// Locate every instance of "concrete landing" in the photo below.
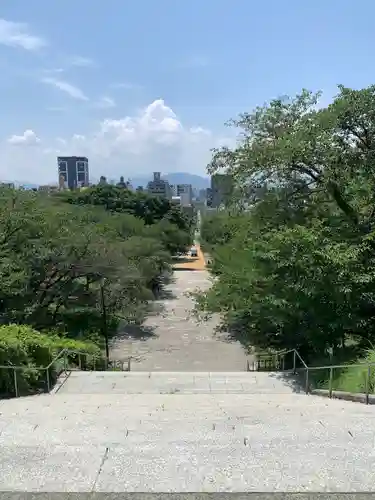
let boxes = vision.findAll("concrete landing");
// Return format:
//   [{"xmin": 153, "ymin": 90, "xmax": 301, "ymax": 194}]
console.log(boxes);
[
  {"xmin": 1, "ymin": 371, "xmax": 375, "ymax": 491},
  {"xmin": 56, "ymin": 371, "xmax": 297, "ymax": 395}
]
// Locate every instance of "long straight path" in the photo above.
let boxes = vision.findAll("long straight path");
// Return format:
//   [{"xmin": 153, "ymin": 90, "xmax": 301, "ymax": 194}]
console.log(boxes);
[{"xmin": 111, "ymin": 270, "xmax": 248, "ymax": 371}]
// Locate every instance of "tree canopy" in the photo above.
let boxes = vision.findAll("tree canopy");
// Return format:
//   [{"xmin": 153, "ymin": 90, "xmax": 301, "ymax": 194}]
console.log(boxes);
[
  {"xmin": 197, "ymin": 84, "xmax": 375, "ymax": 364},
  {"xmin": 0, "ymin": 185, "xmax": 193, "ymax": 362}
]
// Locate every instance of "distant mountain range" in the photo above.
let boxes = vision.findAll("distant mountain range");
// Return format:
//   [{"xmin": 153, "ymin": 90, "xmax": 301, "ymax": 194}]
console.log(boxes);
[{"xmin": 1, "ymin": 172, "xmax": 210, "ymax": 191}]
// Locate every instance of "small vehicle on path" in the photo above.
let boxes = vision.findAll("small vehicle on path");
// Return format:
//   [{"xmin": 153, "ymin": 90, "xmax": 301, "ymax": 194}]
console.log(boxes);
[{"xmin": 190, "ymin": 246, "xmax": 198, "ymax": 257}]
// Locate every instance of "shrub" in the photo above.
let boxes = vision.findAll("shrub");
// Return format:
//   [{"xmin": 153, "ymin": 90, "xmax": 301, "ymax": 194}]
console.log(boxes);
[{"xmin": 0, "ymin": 324, "xmax": 98, "ymax": 397}]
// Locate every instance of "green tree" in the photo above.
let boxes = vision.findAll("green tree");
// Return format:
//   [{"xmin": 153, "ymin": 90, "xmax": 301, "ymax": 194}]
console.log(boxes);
[
  {"xmin": 0, "ymin": 187, "xmax": 171, "ymax": 344},
  {"xmin": 62, "ymin": 184, "xmax": 193, "ymax": 252},
  {"xmin": 196, "ymin": 84, "xmax": 375, "ymax": 363}
]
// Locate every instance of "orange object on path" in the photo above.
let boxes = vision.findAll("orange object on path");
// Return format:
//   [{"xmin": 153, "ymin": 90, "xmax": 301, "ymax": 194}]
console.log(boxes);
[{"xmin": 173, "ymin": 244, "xmax": 206, "ymax": 270}]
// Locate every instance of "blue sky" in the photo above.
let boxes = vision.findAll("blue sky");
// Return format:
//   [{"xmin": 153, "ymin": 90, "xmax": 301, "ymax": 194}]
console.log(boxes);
[{"xmin": 1, "ymin": 0, "xmax": 375, "ymax": 183}]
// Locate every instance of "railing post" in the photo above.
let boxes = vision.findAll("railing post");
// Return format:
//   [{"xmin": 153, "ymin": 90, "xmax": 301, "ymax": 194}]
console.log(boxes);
[
  {"xmin": 305, "ymin": 368, "xmax": 309, "ymax": 394},
  {"xmin": 282, "ymin": 355, "xmax": 285, "ymax": 371},
  {"xmin": 78, "ymin": 354, "xmax": 82, "ymax": 370},
  {"xmin": 63, "ymin": 352, "xmax": 67, "ymax": 374},
  {"xmin": 366, "ymin": 365, "xmax": 371, "ymax": 405},
  {"xmin": 293, "ymin": 350, "xmax": 296, "ymax": 374},
  {"xmin": 128, "ymin": 357, "xmax": 131, "ymax": 371},
  {"xmin": 329, "ymin": 366, "xmax": 333, "ymax": 398},
  {"xmin": 246, "ymin": 359, "xmax": 249, "ymax": 372},
  {"xmin": 46, "ymin": 368, "xmax": 50, "ymax": 393},
  {"xmin": 14, "ymin": 369, "xmax": 19, "ymax": 398}
]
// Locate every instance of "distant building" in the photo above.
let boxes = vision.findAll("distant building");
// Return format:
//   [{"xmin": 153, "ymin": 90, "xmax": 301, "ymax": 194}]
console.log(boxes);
[
  {"xmin": 147, "ymin": 172, "xmax": 172, "ymax": 199},
  {"xmin": 117, "ymin": 176, "xmax": 127, "ymax": 188},
  {"xmin": 136, "ymin": 186, "xmax": 144, "ymax": 192},
  {"xmin": 57, "ymin": 156, "xmax": 89, "ymax": 190},
  {"xmin": 0, "ymin": 182, "xmax": 15, "ymax": 189},
  {"xmin": 171, "ymin": 196, "xmax": 181, "ymax": 205},
  {"xmin": 182, "ymin": 205, "xmax": 195, "ymax": 218},
  {"xmin": 176, "ymin": 184, "xmax": 193, "ymax": 206},
  {"xmin": 198, "ymin": 189, "xmax": 207, "ymax": 202},
  {"xmin": 38, "ymin": 185, "xmax": 58, "ymax": 194},
  {"xmin": 210, "ymin": 174, "xmax": 234, "ymax": 208},
  {"xmin": 117, "ymin": 176, "xmax": 133, "ymax": 189}
]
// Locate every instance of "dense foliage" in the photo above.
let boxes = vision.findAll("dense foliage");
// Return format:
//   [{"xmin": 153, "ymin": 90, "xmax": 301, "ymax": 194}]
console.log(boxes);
[
  {"xmin": 62, "ymin": 185, "xmax": 194, "ymax": 255},
  {"xmin": 0, "ymin": 324, "xmax": 99, "ymax": 397},
  {"xmin": 0, "ymin": 186, "xmax": 193, "ymax": 356},
  {"xmin": 197, "ymin": 84, "xmax": 375, "ymax": 368}
]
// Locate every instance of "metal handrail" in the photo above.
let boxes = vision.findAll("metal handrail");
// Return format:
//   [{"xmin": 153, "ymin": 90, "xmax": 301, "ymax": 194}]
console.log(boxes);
[
  {"xmin": 0, "ymin": 348, "xmax": 132, "ymax": 398},
  {"xmin": 0, "ymin": 348, "xmax": 98, "ymax": 371},
  {"xmin": 248, "ymin": 348, "xmax": 375, "ymax": 404}
]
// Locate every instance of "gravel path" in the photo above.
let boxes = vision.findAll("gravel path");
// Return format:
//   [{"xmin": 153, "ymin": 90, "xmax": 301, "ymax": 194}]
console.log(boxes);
[{"xmin": 110, "ymin": 270, "xmax": 248, "ymax": 371}]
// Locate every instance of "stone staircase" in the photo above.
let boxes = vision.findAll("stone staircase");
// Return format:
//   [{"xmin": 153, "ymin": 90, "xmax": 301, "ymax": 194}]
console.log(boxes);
[{"xmin": 1, "ymin": 370, "xmax": 375, "ymax": 492}]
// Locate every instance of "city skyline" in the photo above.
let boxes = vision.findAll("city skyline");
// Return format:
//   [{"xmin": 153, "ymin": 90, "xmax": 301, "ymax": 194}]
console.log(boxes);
[{"xmin": 1, "ymin": 170, "xmax": 211, "ymax": 190}]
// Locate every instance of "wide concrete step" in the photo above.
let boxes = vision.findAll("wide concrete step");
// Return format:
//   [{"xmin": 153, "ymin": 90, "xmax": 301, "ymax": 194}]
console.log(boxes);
[
  {"xmin": 1, "ymin": 439, "xmax": 372, "ymax": 492},
  {"xmin": 1, "ymin": 392, "xmax": 375, "ymax": 491},
  {"xmin": 55, "ymin": 370, "xmax": 298, "ymax": 394},
  {"xmin": 1, "ymin": 392, "xmax": 374, "ymax": 446},
  {"xmin": 2, "ymin": 371, "xmax": 375, "ymax": 492}
]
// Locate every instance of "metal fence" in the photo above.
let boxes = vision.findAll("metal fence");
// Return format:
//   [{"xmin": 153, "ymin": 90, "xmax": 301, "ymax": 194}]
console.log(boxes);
[
  {"xmin": 0, "ymin": 349, "xmax": 132, "ymax": 399},
  {"xmin": 247, "ymin": 348, "xmax": 375, "ymax": 404}
]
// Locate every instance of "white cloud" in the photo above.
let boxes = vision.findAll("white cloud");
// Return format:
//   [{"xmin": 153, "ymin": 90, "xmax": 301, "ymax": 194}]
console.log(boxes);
[
  {"xmin": 95, "ymin": 96, "xmax": 116, "ymax": 109},
  {"xmin": 7, "ymin": 129, "xmax": 41, "ymax": 145},
  {"xmin": 190, "ymin": 126, "xmax": 211, "ymax": 135},
  {"xmin": 69, "ymin": 56, "xmax": 95, "ymax": 68},
  {"xmin": 0, "ymin": 99, "xmax": 233, "ymax": 183},
  {"xmin": 0, "ymin": 19, "xmax": 46, "ymax": 51},
  {"xmin": 41, "ymin": 77, "xmax": 89, "ymax": 101}
]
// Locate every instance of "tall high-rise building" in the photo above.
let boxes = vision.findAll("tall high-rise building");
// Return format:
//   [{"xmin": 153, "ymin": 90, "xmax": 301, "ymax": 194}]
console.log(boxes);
[
  {"xmin": 57, "ymin": 156, "xmax": 89, "ymax": 190},
  {"xmin": 146, "ymin": 172, "xmax": 172, "ymax": 199}
]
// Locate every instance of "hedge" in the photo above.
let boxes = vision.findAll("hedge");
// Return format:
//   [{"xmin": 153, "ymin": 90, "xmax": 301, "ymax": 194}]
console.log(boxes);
[{"xmin": 0, "ymin": 324, "xmax": 99, "ymax": 397}]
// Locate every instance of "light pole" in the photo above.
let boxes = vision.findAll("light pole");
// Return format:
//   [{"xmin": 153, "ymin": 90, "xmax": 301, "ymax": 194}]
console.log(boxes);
[{"xmin": 100, "ymin": 281, "xmax": 110, "ymax": 365}]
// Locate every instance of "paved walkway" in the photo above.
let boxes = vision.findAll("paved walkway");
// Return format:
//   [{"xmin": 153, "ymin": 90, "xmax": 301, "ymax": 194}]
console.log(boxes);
[
  {"xmin": 111, "ymin": 270, "xmax": 248, "ymax": 371},
  {"xmin": 1, "ymin": 371, "xmax": 375, "ymax": 491}
]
